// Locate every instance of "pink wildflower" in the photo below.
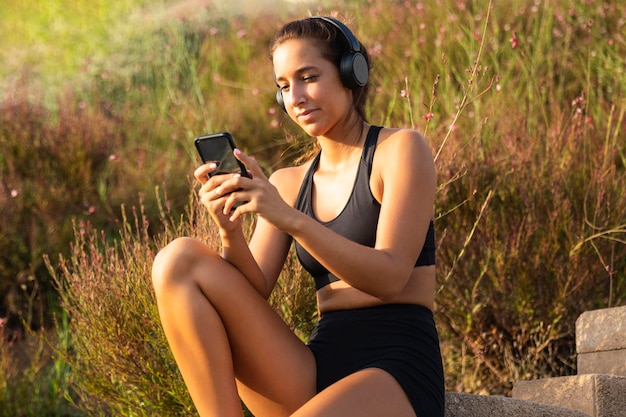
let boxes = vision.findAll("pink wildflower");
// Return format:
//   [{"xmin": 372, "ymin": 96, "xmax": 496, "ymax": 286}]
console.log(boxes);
[
  {"xmin": 401, "ymin": 89, "xmax": 409, "ymax": 98},
  {"xmin": 509, "ymin": 32, "xmax": 519, "ymax": 48},
  {"xmin": 423, "ymin": 112, "xmax": 434, "ymax": 121},
  {"xmin": 370, "ymin": 43, "xmax": 382, "ymax": 57}
]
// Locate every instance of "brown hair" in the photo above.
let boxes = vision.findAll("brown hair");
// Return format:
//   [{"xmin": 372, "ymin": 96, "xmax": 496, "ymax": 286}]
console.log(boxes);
[{"xmin": 269, "ymin": 17, "xmax": 371, "ymax": 122}]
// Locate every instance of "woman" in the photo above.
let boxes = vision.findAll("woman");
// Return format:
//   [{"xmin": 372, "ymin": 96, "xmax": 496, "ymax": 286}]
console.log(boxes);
[{"xmin": 152, "ymin": 16, "xmax": 444, "ymax": 417}]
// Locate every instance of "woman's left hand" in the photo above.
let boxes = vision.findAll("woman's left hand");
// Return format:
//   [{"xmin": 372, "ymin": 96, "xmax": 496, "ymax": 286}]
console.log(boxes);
[{"xmin": 221, "ymin": 149, "xmax": 294, "ymax": 227}]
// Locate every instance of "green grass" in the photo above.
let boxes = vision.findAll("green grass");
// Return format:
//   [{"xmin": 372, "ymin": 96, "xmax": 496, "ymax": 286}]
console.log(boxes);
[{"xmin": 0, "ymin": 0, "xmax": 163, "ymax": 103}]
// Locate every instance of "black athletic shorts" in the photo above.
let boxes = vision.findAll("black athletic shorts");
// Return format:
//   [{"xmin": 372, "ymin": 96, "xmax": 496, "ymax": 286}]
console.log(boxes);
[{"xmin": 306, "ymin": 304, "xmax": 445, "ymax": 417}]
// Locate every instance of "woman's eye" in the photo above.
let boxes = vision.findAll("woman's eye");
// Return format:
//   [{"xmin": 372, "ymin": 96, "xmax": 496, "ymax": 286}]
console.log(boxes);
[{"xmin": 303, "ymin": 75, "xmax": 317, "ymax": 82}]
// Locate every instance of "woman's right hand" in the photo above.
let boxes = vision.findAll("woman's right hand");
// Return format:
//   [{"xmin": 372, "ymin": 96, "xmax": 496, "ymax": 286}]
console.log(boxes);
[{"xmin": 194, "ymin": 163, "xmax": 244, "ymax": 233}]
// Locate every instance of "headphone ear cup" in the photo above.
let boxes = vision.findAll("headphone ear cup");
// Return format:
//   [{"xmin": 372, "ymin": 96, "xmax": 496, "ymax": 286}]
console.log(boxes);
[
  {"xmin": 340, "ymin": 51, "xmax": 369, "ymax": 89},
  {"xmin": 276, "ymin": 89, "xmax": 286, "ymax": 112}
]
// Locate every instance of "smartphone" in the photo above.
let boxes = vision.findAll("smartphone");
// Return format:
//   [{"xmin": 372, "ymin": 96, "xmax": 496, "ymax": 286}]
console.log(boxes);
[{"xmin": 194, "ymin": 132, "xmax": 249, "ymax": 178}]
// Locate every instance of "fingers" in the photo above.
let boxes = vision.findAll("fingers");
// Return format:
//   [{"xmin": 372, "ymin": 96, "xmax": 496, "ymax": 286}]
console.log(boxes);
[
  {"xmin": 195, "ymin": 149, "xmax": 265, "ymax": 223},
  {"xmin": 234, "ymin": 149, "xmax": 266, "ymax": 181},
  {"xmin": 197, "ymin": 170, "xmax": 235, "ymax": 210},
  {"xmin": 199, "ymin": 173, "xmax": 248, "ymax": 217},
  {"xmin": 194, "ymin": 162, "xmax": 217, "ymax": 184}
]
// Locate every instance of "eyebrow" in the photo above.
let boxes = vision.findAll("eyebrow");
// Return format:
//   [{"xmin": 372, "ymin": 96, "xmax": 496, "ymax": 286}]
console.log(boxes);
[{"xmin": 275, "ymin": 65, "xmax": 320, "ymax": 83}]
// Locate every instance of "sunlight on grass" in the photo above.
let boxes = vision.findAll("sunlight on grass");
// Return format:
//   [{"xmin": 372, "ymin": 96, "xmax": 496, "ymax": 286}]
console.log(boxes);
[{"xmin": 0, "ymin": 0, "xmax": 158, "ymax": 89}]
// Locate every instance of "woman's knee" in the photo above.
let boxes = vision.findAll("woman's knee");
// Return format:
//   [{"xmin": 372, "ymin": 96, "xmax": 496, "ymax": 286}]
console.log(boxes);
[{"xmin": 152, "ymin": 237, "xmax": 219, "ymax": 294}]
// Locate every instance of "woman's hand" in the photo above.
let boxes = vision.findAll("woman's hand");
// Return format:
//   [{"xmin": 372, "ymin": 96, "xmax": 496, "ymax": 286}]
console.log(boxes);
[
  {"xmin": 225, "ymin": 150, "xmax": 296, "ymax": 227},
  {"xmin": 194, "ymin": 161, "xmax": 245, "ymax": 233},
  {"xmin": 194, "ymin": 149, "xmax": 294, "ymax": 231}
]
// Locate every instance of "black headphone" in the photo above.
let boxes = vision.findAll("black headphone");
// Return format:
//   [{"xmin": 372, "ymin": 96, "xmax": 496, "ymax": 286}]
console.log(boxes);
[{"xmin": 275, "ymin": 16, "xmax": 369, "ymax": 112}]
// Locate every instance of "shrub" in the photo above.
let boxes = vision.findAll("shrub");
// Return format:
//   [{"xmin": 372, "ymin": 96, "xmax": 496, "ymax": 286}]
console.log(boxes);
[
  {"xmin": 46, "ymin": 192, "xmax": 195, "ymax": 416},
  {"xmin": 0, "ymin": 320, "xmax": 82, "ymax": 417},
  {"xmin": 46, "ymin": 187, "xmax": 315, "ymax": 415},
  {"xmin": 0, "ymin": 83, "xmax": 123, "ymax": 330}
]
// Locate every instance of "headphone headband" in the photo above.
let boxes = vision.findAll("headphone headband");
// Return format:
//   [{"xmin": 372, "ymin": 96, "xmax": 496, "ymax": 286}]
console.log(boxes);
[{"xmin": 312, "ymin": 16, "xmax": 362, "ymax": 54}]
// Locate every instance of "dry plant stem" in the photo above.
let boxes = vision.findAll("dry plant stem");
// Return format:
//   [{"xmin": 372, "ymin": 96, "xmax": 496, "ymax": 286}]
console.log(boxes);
[
  {"xmin": 434, "ymin": 0, "xmax": 493, "ymax": 163},
  {"xmin": 572, "ymin": 105, "xmax": 626, "ymax": 307},
  {"xmin": 465, "ymin": 337, "xmax": 507, "ymax": 383},
  {"xmin": 433, "ymin": 0, "xmax": 495, "ymax": 296},
  {"xmin": 438, "ymin": 189, "xmax": 494, "ymax": 293},
  {"xmin": 422, "ymin": 74, "xmax": 440, "ymax": 137},
  {"xmin": 402, "ymin": 76, "xmax": 415, "ymax": 128}
]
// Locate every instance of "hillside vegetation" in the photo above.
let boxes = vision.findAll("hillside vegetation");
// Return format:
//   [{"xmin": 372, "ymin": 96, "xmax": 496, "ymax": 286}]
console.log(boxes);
[{"xmin": 0, "ymin": 0, "xmax": 624, "ymax": 415}]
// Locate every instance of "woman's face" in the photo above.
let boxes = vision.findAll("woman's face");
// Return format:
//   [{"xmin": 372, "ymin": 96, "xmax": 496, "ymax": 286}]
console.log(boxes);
[{"xmin": 273, "ymin": 38, "xmax": 352, "ymax": 137}]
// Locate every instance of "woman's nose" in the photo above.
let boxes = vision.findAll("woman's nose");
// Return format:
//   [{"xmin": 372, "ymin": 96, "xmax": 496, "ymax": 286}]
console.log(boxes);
[{"xmin": 288, "ymin": 84, "xmax": 306, "ymax": 108}]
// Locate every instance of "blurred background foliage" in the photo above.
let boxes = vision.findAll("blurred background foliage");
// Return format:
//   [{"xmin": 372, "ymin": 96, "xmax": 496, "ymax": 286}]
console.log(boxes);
[{"xmin": 0, "ymin": 0, "xmax": 625, "ymax": 415}]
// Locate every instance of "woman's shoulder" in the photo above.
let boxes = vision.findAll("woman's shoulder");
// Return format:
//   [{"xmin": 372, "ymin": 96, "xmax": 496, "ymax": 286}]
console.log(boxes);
[
  {"xmin": 372, "ymin": 126, "xmax": 435, "ymax": 186},
  {"xmin": 375, "ymin": 127, "xmax": 432, "ymax": 160},
  {"xmin": 377, "ymin": 127, "xmax": 427, "ymax": 146}
]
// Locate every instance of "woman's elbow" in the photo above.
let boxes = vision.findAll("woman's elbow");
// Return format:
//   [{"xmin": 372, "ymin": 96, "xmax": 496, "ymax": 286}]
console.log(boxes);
[{"xmin": 374, "ymin": 275, "xmax": 412, "ymax": 302}]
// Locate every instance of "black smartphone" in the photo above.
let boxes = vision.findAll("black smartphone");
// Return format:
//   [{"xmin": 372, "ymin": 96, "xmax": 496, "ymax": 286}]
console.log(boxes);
[{"xmin": 194, "ymin": 132, "xmax": 248, "ymax": 177}]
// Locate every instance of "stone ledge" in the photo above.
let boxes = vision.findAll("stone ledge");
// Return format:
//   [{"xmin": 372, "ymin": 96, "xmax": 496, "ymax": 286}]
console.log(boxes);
[
  {"xmin": 512, "ymin": 374, "xmax": 626, "ymax": 417},
  {"xmin": 445, "ymin": 392, "xmax": 591, "ymax": 417},
  {"xmin": 576, "ymin": 305, "xmax": 626, "ymax": 353},
  {"xmin": 578, "ymin": 349, "xmax": 626, "ymax": 376}
]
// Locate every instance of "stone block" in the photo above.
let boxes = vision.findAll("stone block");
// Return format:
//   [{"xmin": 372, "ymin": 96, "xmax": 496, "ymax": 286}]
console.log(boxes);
[
  {"xmin": 578, "ymin": 350, "xmax": 626, "ymax": 376},
  {"xmin": 576, "ymin": 306, "xmax": 626, "ymax": 354},
  {"xmin": 445, "ymin": 392, "xmax": 591, "ymax": 417},
  {"xmin": 512, "ymin": 374, "xmax": 626, "ymax": 417}
]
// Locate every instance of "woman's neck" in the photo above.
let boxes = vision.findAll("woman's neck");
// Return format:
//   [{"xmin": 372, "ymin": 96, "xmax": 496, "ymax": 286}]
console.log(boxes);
[{"xmin": 317, "ymin": 118, "xmax": 368, "ymax": 168}]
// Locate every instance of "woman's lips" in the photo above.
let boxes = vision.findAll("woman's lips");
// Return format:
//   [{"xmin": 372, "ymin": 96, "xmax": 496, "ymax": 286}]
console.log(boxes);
[{"xmin": 296, "ymin": 109, "xmax": 316, "ymax": 121}]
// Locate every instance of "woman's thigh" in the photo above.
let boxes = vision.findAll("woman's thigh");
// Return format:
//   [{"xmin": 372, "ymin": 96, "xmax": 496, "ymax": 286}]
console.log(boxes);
[
  {"xmin": 153, "ymin": 237, "xmax": 317, "ymax": 415},
  {"xmin": 292, "ymin": 368, "xmax": 416, "ymax": 417},
  {"xmin": 212, "ymin": 267, "xmax": 316, "ymax": 414}
]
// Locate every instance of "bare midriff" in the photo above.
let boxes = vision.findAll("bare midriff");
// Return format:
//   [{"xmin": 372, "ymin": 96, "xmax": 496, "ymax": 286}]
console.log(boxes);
[{"xmin": 316, "ymin": 265, "xmax": 436, "ymax": 313}]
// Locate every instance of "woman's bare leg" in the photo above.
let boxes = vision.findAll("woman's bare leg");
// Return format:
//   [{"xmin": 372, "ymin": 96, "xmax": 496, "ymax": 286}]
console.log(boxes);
[
  {"xmin": 292, "ymin": 368, "xmax": 417, "ymax": 417},
  {"xmin": 152, "ymin": 237, "xmax": 316, "ymax": 417}
]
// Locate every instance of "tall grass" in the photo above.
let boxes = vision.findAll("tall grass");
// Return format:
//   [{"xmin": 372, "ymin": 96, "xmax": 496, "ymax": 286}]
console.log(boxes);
[{"xmin": 1, "ymin": 0, "xmax": 625, "ymax": 414}]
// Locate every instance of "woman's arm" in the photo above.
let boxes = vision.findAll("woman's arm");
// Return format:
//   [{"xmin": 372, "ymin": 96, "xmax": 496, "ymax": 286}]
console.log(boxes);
[
  {"xmin": 194, "ymin": 162, "xmax": 295, "ymax": 298},
  {"xmin": 219, "ymin": 222, "xmax": 289, "ymax": 299},
  {"xmin": 243, "ymin": 167, "xmax": 307, "ymax": 298},
  {"xmin": 255, "ymin": 130, "xmax": 435, "ymax": 301}
]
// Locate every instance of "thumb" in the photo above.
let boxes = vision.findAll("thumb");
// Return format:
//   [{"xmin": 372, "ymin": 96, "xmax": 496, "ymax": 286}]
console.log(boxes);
[{"xmin": 234, "ymin": 148, "xmax": 266, "ymax": 180}]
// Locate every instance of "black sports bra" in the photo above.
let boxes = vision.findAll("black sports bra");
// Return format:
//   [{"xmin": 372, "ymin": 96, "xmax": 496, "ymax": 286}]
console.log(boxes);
[{"xmin": 294, "ymin": 125, "xmax": 436, "ymax": 290}]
